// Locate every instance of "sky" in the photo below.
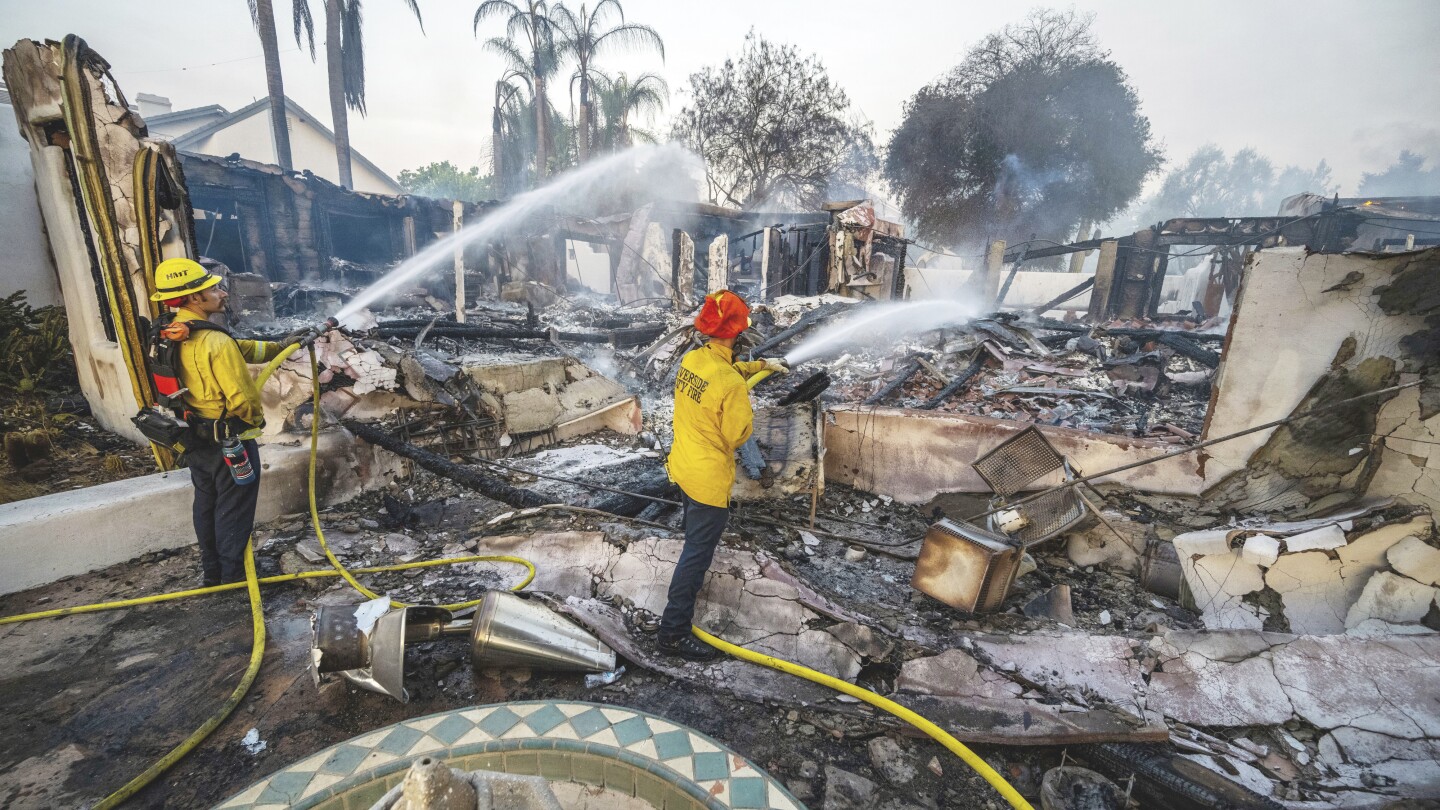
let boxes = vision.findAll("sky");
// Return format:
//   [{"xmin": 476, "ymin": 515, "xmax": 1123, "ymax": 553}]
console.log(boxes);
[{"xmin": 4, "ymin": 0, "xmax": 1439, "ymax": 199}]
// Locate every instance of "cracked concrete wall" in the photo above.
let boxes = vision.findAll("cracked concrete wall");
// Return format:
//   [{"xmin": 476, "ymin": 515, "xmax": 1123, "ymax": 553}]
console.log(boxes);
[
  {"xmin": 824, "ymin": 407, "xmax": 1205, "ymax": 502},
  {"xmin": 1204, "ymin": 247, "xmax": 1439, "ymax": 514}
]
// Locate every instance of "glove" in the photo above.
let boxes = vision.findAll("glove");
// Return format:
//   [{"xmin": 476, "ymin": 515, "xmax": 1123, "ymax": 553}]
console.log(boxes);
[
  {"xmin": 282, "ymin": 327, "xmax": 316, "ymax": 347},
  {"xmin": 762, "ymin": 358, "xmax": 790, "ymax": 375}
]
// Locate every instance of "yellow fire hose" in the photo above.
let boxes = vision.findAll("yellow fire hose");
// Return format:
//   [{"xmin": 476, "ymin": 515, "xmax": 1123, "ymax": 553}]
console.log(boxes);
[
  {"xmin": 2, "ymin": 344, "xmax": 535, "ymax": 808},
  {"xmin": 3, "ymin": 340, "xmax": 1029, "ymax": 809},
  {"xmin": 693, "ymin": 627, "xmax": 1033, "ymax": 810}
]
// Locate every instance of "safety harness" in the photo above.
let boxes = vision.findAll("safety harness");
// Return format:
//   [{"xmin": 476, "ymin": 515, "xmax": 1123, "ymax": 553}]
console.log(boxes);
[{"xmin": 131, "ymin": 314, "xmax": 232, "ymax": 452}]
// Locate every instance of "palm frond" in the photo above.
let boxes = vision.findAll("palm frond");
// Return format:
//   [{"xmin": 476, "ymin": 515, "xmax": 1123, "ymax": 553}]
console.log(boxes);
[
  {"xmin": 483, "ymin": 36, "xmax": 532, "ymax": 74},
  {"xmin": 247, "ymin": 0, "xmax": 260, "ymax": 28},
  {"xmin": 594, "ymin": 21, "xmax": 663, "ymax": 60},
  {"xmin": 474, "ymin": 0, "xmax": 521, "ymax": 34},
  {"xmin": 400, "ymin": 0, "xmax": 424, "ymax": 33},
  {"xmin": 292, "ymin": 0, "xmax": 316, "ymax": 58},
  {"xmin": 341, "ymin": 0, "xmax": 367, "ymax": 114}
]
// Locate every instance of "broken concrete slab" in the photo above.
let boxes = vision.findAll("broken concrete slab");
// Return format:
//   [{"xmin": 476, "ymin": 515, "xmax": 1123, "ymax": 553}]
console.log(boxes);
[
  {"xmin": 1147, "ymin": 631, "xmax": 1294, "ymax": 727},
  {"xmin": 1388, "ymin": 535, "xmax": 1440, "ymax": 586},
  {"xmin": 1270, "ymin": 634, "xmax": 1440, "ymax": 739},
  {"xmin": 1241, "ymin": 534, "xmax": 1280, "ymax": 567},
  {"xmin": 1173, "ymin": 528, "xmax": 1237, "ymax": 558},
  {"xmin": 1283, "ymin": 523, "xmax": 1347, "ymax": 552},
  {"xmin": 823, "ymin": 622, "xmax": 894, "ymax": 661},
  {"xmin": 1264, "ymin": 551, "xmax": 1350, "ymax": 635},
  {"xmin": 969, "ymin": 633, "xmax": 1144, "ymax": 706},
  {"xmin": 599, "ymin": 538, "xmax": 861, "ymax": 679},
  {"xmin": 894, "ymin": 649, "xmax": 1023, "ymax": 700},
  {"xmin": 1184, "ymin": 549, "xmax": 1267, "ymax": 630},
  {"xmin": 1343, "ymin": 571, "xmax": 1440, "ymax": 630}
]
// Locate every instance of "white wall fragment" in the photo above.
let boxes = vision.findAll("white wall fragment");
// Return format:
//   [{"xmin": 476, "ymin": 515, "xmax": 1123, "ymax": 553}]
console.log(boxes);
[
  {"xmin": 1185, "ymin": 550, "xmax": 1267, "ymax": 630},
  {"xmin": 1388, "ymin": 536, "xmax": 1440, "ymax": 587},
  {"xmin": 1264, "ymin": 551, "xmax": 1348, "ymax": 635},
  {"xmin": 1241, "ymin": 534, "xmax": 1281, "ymax": 567},
  {"xmin": 1285, "ymin": 524, "xmax": 1347, "ymax": 552},
  {"xmin": 1344, "ymin": 571, "xmax": 1440, "ymax": 630},
  {"xmin": 1173, "ymin": 528, "xmax": 1235, "ymax": 557}
]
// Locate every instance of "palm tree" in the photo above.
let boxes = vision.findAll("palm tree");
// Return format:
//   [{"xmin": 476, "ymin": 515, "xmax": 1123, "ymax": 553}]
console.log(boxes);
[
  {"xmin": 593, "ymin": 71, "xmax": 667, "ymax": 153},
  {"xmin": 492, "ymin": 72, "xmax": 531, "ymax": 195},
  {"xmin": 552, "ymin": 1, "xmax": 663, "ymax": 163},
  {"xmin": 475, "ymin": 0, "xmax": 562, "ymax": 181},
  {"xmin": 293, "ymin": 0, "xmax": 423, "ymax": 189},
  {"xmin": 247, "ymin": 0, "xmax": 314, "ymax": 171}
]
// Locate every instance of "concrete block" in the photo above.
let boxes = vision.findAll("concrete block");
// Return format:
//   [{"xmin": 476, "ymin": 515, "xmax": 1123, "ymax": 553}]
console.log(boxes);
[
  {"xmin": 1241, "ymin": 534, "xmax": 1281, "ymax": 567},
  {"xmin": 0, "ymin": 432, "xmax": 401, "ymax": 595},
  {"xmin": 1345, "ymin": 571, "xmax": 1440, "ymax": 630},
  {"xmin": 894, "ymin": 649, "xmax": 1023, "ymax": 699},
  {"xmin": 1265, "ymin": 551, "xmax": 1348, "ymax": 635},
  {"xmin": 1285, "ymin": 524, "xmax": 1347, "ymax": 552},
  {"xmin": 1173, "ymin": 529, "xmax": 1234, "ymax": 558},
  {"xmin": 1388, "ymin": 536, "xmax": 1440, "ymax": 586}
]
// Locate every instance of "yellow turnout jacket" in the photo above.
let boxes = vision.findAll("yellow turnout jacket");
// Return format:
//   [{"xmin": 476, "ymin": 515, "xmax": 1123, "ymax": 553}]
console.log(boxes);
[
  {"xmin": 666, "ymin": 342, "xmax": 766, "ymax": 507},
  {"xmin": 173, "ymin": 309, "xmax": 285, "ymax": 438}
]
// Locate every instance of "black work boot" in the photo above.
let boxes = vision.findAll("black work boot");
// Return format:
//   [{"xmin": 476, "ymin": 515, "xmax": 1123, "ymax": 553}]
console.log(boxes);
[{"xmin": 658, "ymin": 634, "xmax": 720, "ymax": 662}]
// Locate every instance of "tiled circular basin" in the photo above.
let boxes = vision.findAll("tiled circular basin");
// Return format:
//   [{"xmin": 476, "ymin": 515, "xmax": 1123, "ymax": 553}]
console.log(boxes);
[{"xmin": 214, "ymin": 701, "xmax": 802, "ymax": 810}]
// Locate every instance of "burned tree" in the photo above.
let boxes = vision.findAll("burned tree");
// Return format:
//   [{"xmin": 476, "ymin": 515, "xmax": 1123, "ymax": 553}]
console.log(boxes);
[
  {"xmin": 671, "ymin": 30, "xmax": 876, "ymax": 210},
  {"xmin": 885, "ymin": 9, "xmax": 1160, "ymax": 252}
]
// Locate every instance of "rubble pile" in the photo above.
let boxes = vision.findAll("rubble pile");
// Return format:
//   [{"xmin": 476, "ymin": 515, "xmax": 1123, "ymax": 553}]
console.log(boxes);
[{"xmin": 809, "ymin": 310, "xmax": 1220, "ymax": 439}]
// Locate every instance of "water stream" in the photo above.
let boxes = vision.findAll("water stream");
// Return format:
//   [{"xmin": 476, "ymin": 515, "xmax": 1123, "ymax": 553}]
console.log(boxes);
[
  {"xmin": 333, "ymin": 144, "xmax": 702, "ymax": 324},
  {"xmin": 782, "ymin": 298, "xmax": 985, "ymax": 365}
]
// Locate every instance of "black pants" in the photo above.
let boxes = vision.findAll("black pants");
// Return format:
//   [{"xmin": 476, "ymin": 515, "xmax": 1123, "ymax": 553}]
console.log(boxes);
[
  {"xmin": 187, "ymin": 438, "xmax": 262, "ymax": 585},
  {"xmin": 659, "ymin": 491, "xmax": 729, "ymax": 640}
]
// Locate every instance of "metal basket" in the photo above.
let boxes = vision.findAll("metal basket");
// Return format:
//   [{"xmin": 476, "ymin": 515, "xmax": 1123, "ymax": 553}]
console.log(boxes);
[{"xmin": 973, "ymin": 426, "xmax": 1088, "ymax": 547}]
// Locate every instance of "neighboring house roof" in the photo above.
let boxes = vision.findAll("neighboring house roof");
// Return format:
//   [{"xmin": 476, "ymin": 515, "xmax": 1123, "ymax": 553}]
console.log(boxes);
[
  {"xmin": 169, "ymin": 95, "xmax": 399, "ymax": 191},
  {"xmin": 144, "ymin": 104, "xmax": 230, "ymax": 134}
]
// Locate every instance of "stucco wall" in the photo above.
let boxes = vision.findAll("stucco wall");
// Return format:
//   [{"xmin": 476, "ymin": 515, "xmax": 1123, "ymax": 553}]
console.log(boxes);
[
  {"xmin": 0, "ymin": 101, "xmax": 60, "ymax": 306},
  {"xmin": 1204, "ymin": 248, "xmax": 1433, "ymax": 485},
  {"xmin": 187, "ymin": 106, "xmax": 400, "ymax": 195}
]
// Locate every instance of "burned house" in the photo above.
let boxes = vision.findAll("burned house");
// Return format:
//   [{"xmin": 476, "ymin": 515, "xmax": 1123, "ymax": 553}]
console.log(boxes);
[{"xmin": 2, "ymin": 32, "xmax": 1440, "ymax": 810}]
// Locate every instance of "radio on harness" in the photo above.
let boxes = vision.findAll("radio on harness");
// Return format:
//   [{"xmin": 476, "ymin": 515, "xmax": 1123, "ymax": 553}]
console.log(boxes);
[{"xmin": 131, "ymin": 314, "xmax": 227, "ymax": 452}]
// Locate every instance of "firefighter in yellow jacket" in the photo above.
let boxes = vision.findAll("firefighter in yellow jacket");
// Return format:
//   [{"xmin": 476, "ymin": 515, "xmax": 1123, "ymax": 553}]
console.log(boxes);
[
  {"xmin": 659, "ymin": 290, "xmax": 788, "ymax": 659},
  {"xmin": 150, "ymin": 258, "xmax": 292, "ymax": 586}
]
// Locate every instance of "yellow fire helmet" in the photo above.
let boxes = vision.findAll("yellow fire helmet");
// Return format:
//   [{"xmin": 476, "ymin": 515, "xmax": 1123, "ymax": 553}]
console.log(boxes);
[{"xmin": 150, "ymin": 257, "xmax": 222, "ymax": 302}]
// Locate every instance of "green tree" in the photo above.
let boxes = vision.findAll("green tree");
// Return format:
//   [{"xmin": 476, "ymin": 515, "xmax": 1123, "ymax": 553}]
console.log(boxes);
[
  {"xmin": 672, "ymin": 31, "xmax": 876, "ymax": 210},
  {"xmin": 1358, "ymin": 150, "xmax": 1440, "ymax": 197},
  {"xmin": 475, "ymin": 0, "xmax": 563, "ymax": 182},
  {"xmin": 1134, "ymin": 144, "xmax": 1334, "ymax": 224},
  {"xmin": 593, "ymin": 71, "xmax": 666, "ymax": 153},
  {"xmin": 397, "ymin": 161, "xmax": 496, "ymax": 201},
  {"xmin": 246, "ymin": 0, "xmax": 314, "ymax": 171},
  {"xmin": 552, "ymin": 1, "xmax": 664, "ymax": 163},
  {"xmin": 884, "ymin": 9, "xmax": 1161, "ymax": 250}
]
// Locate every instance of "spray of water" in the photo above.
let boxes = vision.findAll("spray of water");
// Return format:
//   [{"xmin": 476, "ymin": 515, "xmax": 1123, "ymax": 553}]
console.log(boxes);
[
  {"xmin": 782, "ymin": 298, "xmax": 986, "ymax": 366},
  {"xmin": 334, "ymin": 144, "xmax": 704, "ymax": 323}
]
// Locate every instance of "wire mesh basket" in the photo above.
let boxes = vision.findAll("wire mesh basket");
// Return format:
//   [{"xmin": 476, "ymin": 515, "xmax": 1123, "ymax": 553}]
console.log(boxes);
[{"xmin": 972, "ymin": 426, "xmax": 1088, "ymax": 547}]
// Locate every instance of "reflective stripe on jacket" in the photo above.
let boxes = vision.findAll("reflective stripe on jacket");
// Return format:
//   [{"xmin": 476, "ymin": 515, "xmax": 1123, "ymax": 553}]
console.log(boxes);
[
  {"xmin": 173, "ymin": 309, "xmax": 285, "ymax": 438},
  {"xmin": 666, "ymin": 342, "xmax": 766, "ymax": 508}
]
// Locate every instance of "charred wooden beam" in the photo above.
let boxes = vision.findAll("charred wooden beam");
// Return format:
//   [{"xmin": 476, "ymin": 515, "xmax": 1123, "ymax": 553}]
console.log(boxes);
[
  {"xmin": 863, "ymin": 358, "xmax": 924, "ymax": 405},
  {"xmin": 342, "ymin": 419, "xmax": 550, "ymax": 509},
  {"xmin": 1032, "ymin": 319, "xmax": 1226, "ymax": 344},
  {"xmin": 748, "ymin": 301, "xmax": 854, "ymax": 359},
  {"xmin": 919, "ymin": 354, "xmax": 987, "ymax": 410}
]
